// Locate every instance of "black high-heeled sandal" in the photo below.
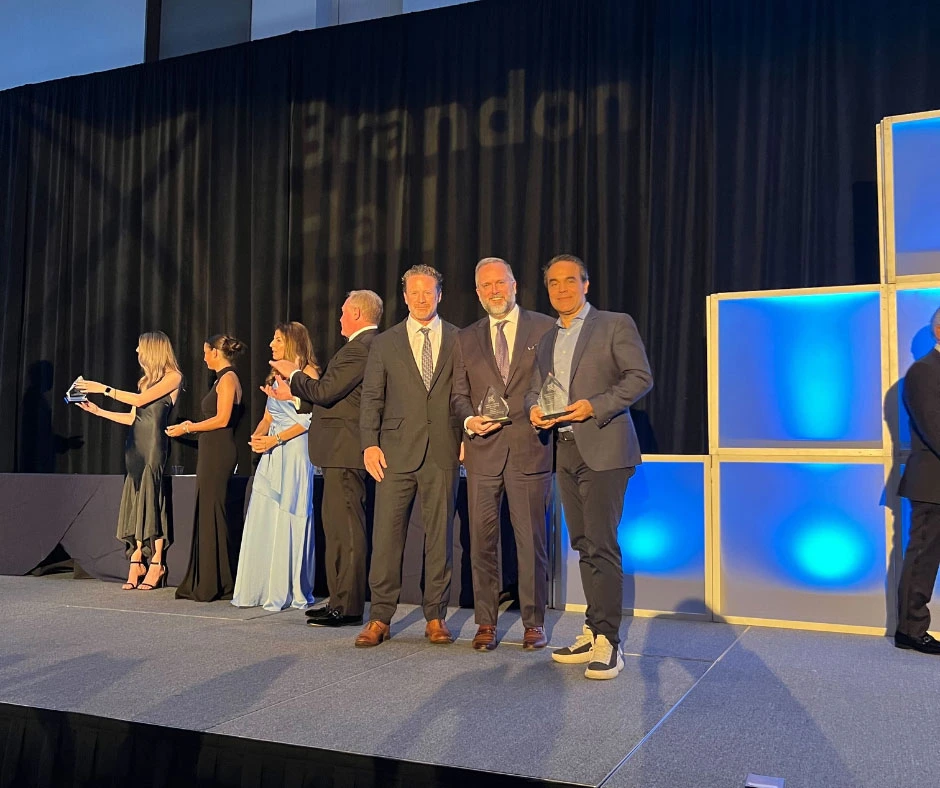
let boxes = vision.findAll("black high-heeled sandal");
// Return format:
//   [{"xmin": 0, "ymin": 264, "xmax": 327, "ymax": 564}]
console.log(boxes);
[
  {"xmin": 137, "ymin": 561, "xmax": 166, "ymax": 591},
  {"xmin": 122, "ymin": 560, "xmax": 147, "ymax": 590}
]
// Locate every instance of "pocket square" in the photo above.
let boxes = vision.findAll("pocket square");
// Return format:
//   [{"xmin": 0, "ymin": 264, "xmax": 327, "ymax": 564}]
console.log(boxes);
[{"xmin": 527, "ymin": 345, "xmax": 537, "ymax": 351}]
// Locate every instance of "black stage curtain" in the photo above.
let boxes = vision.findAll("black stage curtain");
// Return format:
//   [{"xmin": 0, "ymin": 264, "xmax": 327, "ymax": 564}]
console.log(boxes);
[{"xmin": 1, "ymin": 0, "xmax": 939, "ymax": 473}]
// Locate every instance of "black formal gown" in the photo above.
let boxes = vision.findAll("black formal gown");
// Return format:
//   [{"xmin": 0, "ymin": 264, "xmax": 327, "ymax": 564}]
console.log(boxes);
[
  {"xmin": 116, "ymin": 391, "xmax": 176, "ymax": 560},
  {"xmin": 175, "ymin": 367, "xmax": 244, "ymax": 602}
]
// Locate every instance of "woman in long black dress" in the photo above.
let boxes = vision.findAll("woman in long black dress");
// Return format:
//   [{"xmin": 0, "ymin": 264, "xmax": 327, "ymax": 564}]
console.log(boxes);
[
  {"xmin": 75, "ymin": 331, "xmax": 183, "ymax": 590},
  {"xmin": 168, "ymin": 334, "xmax": 245, "ymax": 602}
]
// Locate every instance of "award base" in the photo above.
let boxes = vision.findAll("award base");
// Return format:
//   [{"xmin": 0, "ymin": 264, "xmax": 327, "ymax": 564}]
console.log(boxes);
[
  {"xmin": 482, "ymin": 416, "xmax": 512, "ymax": 425},
  {"xmin": 541, "ymin": 411, "xmax": 568, "ymax": 420}
]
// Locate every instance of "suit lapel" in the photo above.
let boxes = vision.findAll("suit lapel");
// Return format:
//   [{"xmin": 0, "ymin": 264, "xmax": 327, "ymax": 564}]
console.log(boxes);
[
  {"xmin": 392, "ymin": 321, "xmax": 426, "ymax": 390},
  {"xmin": 429, "ymin": 322, "xmax": 456, "ymax": 391},
  {"xmin": 504, "ymin": 309, "xmax": 532, "ymax": 388},
  {"xmin": 568, "ymin": 306, "xmax": 597, "ymax": 381},
  {"xmin": 475, "ymin": 318, "xmax": 504, "ymax": 385}
]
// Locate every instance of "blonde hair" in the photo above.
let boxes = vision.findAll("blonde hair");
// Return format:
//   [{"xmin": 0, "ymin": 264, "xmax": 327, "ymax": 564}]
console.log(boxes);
[
  {"xmin": 137, "ymin": 331, "xmax": 181, "ymax": 391},
  {"xmin": 265, "ymin": 322, "xmax": 321, "ymax": 385}
]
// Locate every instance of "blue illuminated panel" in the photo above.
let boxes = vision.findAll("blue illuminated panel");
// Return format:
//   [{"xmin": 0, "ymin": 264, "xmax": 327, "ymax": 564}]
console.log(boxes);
[
  {"xmin": 720, "ymin": 462, "xmax": 887, "ymax": 627},
  {"xmin": 558, "ymin": 461, "xmax": 706, "ymax": 614},
  {"xmin": 718, "ymin": 292, "xmax": 882, "ymax": 448},
  {"xmin": 893, "ymin": 117, "xmax": 940, "ymax": 277},
  {"xmin": 895, "ymin": 288, "xmax": 940, "ymax": 450}
]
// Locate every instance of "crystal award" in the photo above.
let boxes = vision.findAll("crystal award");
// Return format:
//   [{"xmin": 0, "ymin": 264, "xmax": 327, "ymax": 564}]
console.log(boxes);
[
  {"xmin": 537, "ymin": 372, "xmax": 569, "ymax": 419},
  {"xmin": 477, "ymin": 386, "xmax": 511, "ymax": 423},
  {"xmin": 64, "ymin": 376, "xmax": 88, "ymax": 404}
]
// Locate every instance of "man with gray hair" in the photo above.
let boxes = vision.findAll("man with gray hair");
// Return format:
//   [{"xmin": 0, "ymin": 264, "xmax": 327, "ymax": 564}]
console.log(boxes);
[
  {"xmin": 896, "ymin": 305, "xmax": 940, "ymax": 655},
  {"xmin": 270, "ymin": 290, "xmax": 383, "ymax": 627},
  {"xmin": 452, "ymin": 257, "xmax": 555, "ymax": 651}
]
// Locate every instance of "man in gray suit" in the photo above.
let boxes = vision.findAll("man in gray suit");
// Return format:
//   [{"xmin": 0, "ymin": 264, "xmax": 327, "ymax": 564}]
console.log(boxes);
[
  {"xmin": 526, "ymin": 254, "xmax": 652, "ymax": 680},
  {"xmin": 452, "ymin": 258, "xmax": 555, "ymax": 651},
  {"xmin": 355, "ymin": 265, "xmax": 462, "ymax": 648}
]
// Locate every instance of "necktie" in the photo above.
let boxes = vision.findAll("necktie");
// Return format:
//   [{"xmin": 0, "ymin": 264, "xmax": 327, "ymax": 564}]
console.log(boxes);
[
  {"xmin": 420, "ymin": 327, "xmax": 433, "ymax": 390},
  {"xmin": 495, "ymin": 320, "xmax": 510, "ymax": 384}
]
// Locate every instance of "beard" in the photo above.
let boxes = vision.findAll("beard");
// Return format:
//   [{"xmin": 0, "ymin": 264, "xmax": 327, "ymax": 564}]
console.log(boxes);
[{"xmin": 481, "ymin": 296, "xmax": 515, "ymax": 318}]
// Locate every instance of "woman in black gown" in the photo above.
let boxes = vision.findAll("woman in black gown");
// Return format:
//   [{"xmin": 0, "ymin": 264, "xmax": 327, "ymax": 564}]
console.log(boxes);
[
  {"xmin": 168, "ymin": 334, "xmax": 245, "ymax": 602},
  {"xmin": 76, "ymin": 331, "xmax": 183, "ymax": 590}
]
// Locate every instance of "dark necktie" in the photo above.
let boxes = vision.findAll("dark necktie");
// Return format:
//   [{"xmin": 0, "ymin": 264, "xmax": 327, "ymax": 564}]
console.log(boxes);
[
  {"xmin": 495, "ymin": 320, "xmax": 510, "ymax": 384},
  {"xmin": 420, "ymin": 327, "xmax": 433, "ymax": 390}
]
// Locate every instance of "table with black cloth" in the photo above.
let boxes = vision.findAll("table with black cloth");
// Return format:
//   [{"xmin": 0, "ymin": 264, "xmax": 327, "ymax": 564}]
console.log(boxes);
[{"xmin": 0, "ymin": 474, "xmax": 491, "ymax": 608}]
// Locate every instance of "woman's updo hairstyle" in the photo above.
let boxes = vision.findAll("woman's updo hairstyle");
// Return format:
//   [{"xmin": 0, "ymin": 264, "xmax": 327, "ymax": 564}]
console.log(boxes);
[{"xmin": 206, "ymin": 334, "xmax": 246, "ymax": 361}]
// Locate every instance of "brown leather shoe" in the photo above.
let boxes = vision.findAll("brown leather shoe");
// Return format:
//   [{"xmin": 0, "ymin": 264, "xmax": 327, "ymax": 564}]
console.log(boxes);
[
  {"xmin": 523, "ymin": 626, "xmax": 547, "ymax": 650},
  {"xmin": 471, "ymin": 625, "xmax": 497, "ymax": 651},
  {"xmin": 424, "ymin": 618, "xmax": 453, "ymax": 645},
  {"xmin": 354, "ymin": 620, "xmax": 390, "ymax": 648}
]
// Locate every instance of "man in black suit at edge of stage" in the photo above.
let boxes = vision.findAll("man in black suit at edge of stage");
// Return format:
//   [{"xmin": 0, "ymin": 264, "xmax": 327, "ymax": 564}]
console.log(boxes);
[
  {"xmin": 269, "ymin": 291, "xmax": 382, "ymax": 627},
  {"xmin": 527, "ymin": 254, "xmax": 653, "ymax": 680},
  {"xmin": 452, "ymin": 257, "xmax": 555, "ymax": 652},
  {"xmin": 896, "ymin": 305, "xmax": 940, "ymax": 655}
]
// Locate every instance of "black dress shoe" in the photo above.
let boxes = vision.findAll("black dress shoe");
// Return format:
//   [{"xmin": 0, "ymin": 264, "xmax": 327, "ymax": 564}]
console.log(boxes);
[
  {"xmin": 894, "ymin": 631, "xmax": 940, "ymax": 655},
  {"xmin": 305, "ymin": 605, "xmax": 332, "ymax": 619},
  {"xmin": 307, "ymin": 609, "xmax": 363, "ymax": 628}
]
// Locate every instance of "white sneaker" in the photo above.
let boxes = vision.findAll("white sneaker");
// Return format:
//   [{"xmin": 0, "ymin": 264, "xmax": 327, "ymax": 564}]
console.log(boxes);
[
  {"xmin": 584, "ymin": 634, "xmax": 624, "ymax": 679},
  {"xmin": 551, "ymin": 624, "xmax": 595, "ymax": 664}
]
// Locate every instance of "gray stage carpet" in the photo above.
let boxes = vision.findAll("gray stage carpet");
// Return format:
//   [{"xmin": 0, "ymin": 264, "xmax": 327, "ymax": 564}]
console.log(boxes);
[{"xmin": 1, "ymin": 575, "xmax": 934, "ymax": 787}]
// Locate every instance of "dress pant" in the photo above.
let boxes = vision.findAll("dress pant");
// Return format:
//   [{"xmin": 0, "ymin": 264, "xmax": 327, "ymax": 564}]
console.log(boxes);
[
  {"xmin": 898, "ymin": 499, "xmax": 940, "ymax": 638},
  {"xmin": 321, "ymin": 467, "xmax": 369, "ymax": 617},
  {"xmin": 467, "ymin": 452, "xmax": 551, "ymax": 628},
  {"xmin": 367, "ymin": 459, "xmax": 459, "ymax": 624},
  {"xmin": 555, "ymin": 433, "xmax": 633, "ymax": 645}
]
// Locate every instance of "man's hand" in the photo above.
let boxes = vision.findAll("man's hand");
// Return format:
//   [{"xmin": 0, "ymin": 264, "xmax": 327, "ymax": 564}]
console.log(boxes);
[
  {"xmin": 260, "ymin": 383, "xmax": 293, "ymax": 401},
  {"xmin": 529, "ymin": 405, "xmax": 557, "ymax": 430},
  {"xmin": 269, "ymin": 359, "xmax": 300, "ymax": 381},
  {"xmin": 466, "ymin": 416, "xmax": 503, "ymax": 437},
  {"xmin": 459, "ymin": 441, "xmax": 466, "ymax": 463},
  {"xmin": 553, "ymin": 399, "xmax": 594, "ymax": 423},
  {"xmin": 364, "ymin": 446, "xmax": 387, "ymax": 482}
]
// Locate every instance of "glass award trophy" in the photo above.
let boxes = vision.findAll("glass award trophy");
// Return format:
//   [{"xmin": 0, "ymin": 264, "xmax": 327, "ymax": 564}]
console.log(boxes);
[
  {"xmin": 64, "ymin": 376, "xmax": 88, "ymax": 404},
  {"xmin": 478, "ymin": 386, "xmax": 511, "ymax": 424},
  {"xmin": 537, "ymin": 372, "xmax": 569, "ymax": 419}
]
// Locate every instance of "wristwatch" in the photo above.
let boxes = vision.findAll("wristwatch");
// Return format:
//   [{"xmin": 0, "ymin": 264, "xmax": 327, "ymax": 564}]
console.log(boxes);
[
  {"xmin": 275, "ymin": 434, "xmax": 284, "ymax": 446},
  {"xmin": 104, "ymin": 387, "xmax": 113, "ymax": 397}
]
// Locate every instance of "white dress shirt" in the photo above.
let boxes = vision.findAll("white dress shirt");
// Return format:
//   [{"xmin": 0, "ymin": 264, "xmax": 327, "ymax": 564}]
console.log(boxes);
[
  {"xmin": 488, "ymin": 304, "xmax": 519, "ymax": 367},
  {"xmin": 407, "ymin": 314, "xmax": 442, "ymax": 375}
]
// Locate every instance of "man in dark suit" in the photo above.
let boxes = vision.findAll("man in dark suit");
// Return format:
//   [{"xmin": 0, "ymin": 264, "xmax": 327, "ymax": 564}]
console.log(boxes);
[
  {"xmin": 896, "ymin": 310, "xmax": 940, "ymax": 655},
  {"xmin": 452, "ymin": 257, "xmax": 555, "ymax": 651},
  {"xmin": 355, "ymin": 265, "xmax": 462, "ymax": 648},
  {"xmin": 526, "ymin": 254, "xmax": 652, "ymax": 680},
  {"xmin": 269, "ymin": 290, "xmax": 382, "ymax": 627}
]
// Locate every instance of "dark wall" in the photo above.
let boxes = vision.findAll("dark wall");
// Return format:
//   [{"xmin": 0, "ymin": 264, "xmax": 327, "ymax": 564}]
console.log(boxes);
[{"xmin": 1, "ymin": 0, "xmax": 939, "ymax": 473}]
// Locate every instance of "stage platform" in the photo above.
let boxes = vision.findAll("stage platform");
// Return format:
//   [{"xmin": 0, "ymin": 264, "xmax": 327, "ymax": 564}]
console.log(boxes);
[{"xmin": 0, "ymin": 575, "xmax": 935, "ymax": 788}]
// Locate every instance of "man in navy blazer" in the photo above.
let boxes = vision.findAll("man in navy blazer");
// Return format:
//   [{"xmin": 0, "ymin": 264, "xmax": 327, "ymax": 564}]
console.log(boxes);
[
  {"xmin": 896, "ymin": 307, "xmax": 940, "ymax": 655},
  {"xmin": 452, "ymin": 258, "xmax": 555, "ymax": 651},
  {"xmin": 355, "ymin": 265, "xmax": 462, "ymax": 648},
  {"xmin": 526, "ymin": 254, "xmax": 652, "ymax": 679}
]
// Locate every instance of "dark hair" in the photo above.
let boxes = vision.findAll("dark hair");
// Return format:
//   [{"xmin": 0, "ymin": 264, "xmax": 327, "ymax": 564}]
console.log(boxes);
[
  {"xmin": 206, "ymin": 334, "xmax": 246, "ymax": 360},
  {"xmin": 542, "ymin": 254, "xmax": 589, "ymax": 286},
  {"xmin": 265, "ymin": 322, "xmax": 321, "ymax": 385},
  {"xmin": 401, "ymin": 264, "xmax": 443, "ymax": 291}
]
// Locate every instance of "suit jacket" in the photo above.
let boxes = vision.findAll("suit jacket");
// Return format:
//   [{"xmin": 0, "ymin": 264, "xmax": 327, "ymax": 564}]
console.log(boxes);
[
  {"xmin": 525, "ymin": 305, "xmax": 653, "ymax": 472},
  {"xmin": 452, "ymin": 308, "xmax": 555, "ymax": 476},
  {"xmin": 899, "ymin": 349, "xmax": 940, "ymax": 504},
  {"xmin": 360, "ymin": 318, "xmax": 462, "ymax": 473},
  {"xmin": 289, "ymin": 328, "xmax": 377, "ymax": 469}
]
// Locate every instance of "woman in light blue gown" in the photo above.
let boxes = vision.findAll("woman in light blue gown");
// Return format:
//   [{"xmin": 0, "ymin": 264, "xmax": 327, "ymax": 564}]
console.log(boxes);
[{"xmin": 232, "ymin": 322, "xmax": 320, "ymax": 611}]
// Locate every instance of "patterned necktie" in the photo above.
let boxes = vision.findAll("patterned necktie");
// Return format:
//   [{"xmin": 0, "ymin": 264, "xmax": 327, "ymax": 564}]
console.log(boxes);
[
  {"xmin": 420, "ymin": 327, "xmax": 433, "ymax": 390},
  {"xmin": 495, "ymin": 320, "xmax": 510, "ymax": 384}
]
